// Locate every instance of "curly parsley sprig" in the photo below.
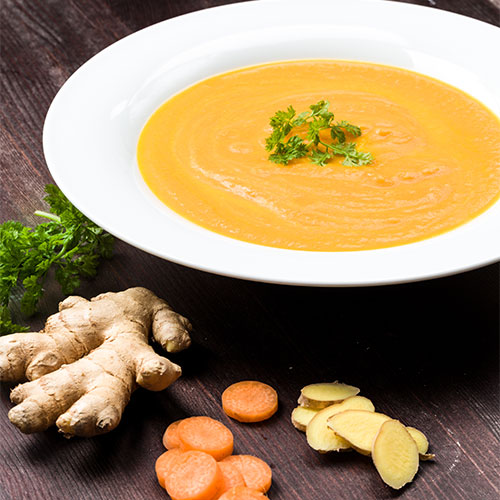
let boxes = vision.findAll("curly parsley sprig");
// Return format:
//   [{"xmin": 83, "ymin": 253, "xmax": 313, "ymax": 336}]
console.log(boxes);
[
  {"xmin": 0, "ymin": 185, "xmax": 114, "ymax": 334},
  {"xmin": 265, "ymin": 100, "xmax": 373, "ymax": 167}
]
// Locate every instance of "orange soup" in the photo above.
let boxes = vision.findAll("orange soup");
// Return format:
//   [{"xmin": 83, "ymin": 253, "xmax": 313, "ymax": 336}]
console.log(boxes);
[{"xmin": 137, "ymin": 61, "xmax": 500, "ymax": 251}]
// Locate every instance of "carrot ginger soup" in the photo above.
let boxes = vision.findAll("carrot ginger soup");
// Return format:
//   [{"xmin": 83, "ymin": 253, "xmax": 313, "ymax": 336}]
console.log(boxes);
[{"xmin": 137, "ymin": 61, "xmax": 500, "ymax": 251}]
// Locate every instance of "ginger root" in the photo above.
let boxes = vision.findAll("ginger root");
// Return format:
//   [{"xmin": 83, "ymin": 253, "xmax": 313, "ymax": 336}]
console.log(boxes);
[{"xmin": 0, "ymin": 287, "xmax": 191, "ymax": 437}]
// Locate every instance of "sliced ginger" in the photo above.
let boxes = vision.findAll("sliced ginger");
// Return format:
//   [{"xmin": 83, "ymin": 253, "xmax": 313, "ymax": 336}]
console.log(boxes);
[
  {"xmin": 372, "ymin": 420, "xmax": 419, "ymax": 489},
  {"xmin": 407, "ymin": 426, "xmax": 435, "ymax": 460},
  {"xmin": 325, "ymin": 410, "xmax": 433, "ymax": 461},
  {"xmin": 294, "ymin": 382, "xmax": 433, "ymax": 490},
  {"xmin": 0, "ymin": 287, "xmax": 192, "ymax": 437},
  {"xmin": 291, "ymin": 406, "xmax": 318, "ymax": 432},
  {"xmin": 327, "ymin": 410, "xmax": 391, "ymax": 454},
  {"xmin": 298, "ymin": 382, "xmax": 360, "ymax": 409},
  {"xmin": 306, "ymin": 396, "xmax": 375, "ymax": 453}
]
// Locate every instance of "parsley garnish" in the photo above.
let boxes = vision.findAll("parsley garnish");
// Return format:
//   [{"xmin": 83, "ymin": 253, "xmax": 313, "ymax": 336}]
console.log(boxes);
[
  {"xmin": 265, "ymin": 100, "xmax": 373, "ymax": 167},
  {"xmin": 0, "ymin": 185, "xmax": 114, "ymax": 334}
]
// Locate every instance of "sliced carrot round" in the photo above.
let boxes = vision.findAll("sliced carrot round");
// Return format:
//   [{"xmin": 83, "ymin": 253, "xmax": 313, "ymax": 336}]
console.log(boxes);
[
  {"xmin": 222, "ymin": 381, "xmax": 278, "ymax": 423},
  {"xmin": 163, "ymin": 419, "xmax": 182, "ymax": 449},
  {"xmin": 220, "ymin": 455, "xmax": 272, "ymax": 493},
  {"xmin": 177, "ymin": 416, "xmax": 234, "ymax": 461},
  {"xmin": 218, "ymin": 459, "xmax": 246, "ymax": 494},
  {"xmin": 164, "ymin": 450, "xmax": 222, "ymax": 500},
  {"xmin": 218, "ymin": 486, "xmax": 268, "ymax": 500},
  {"xmin": 155, "ymin": 448, "xmax": 183, "ymax": 489}
]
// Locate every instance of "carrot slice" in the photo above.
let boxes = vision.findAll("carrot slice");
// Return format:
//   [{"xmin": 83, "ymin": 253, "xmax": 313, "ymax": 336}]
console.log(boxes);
[
  {"xmin": 218, "ymin": 486, "xmax": 267, "ymax": 500},
  {"xmin": 155, "ymin": 448, "xmax": 183, "ymax": 489},
  {"xmin": 163, "ymin": 419, "xmax": 182, "ymax": 449},
  {"xmin": 177, "ymin": 416, "xmax": 234, "ymax": 461},
  {"xmin": 218, "ymin": 460, "xmax": 245, "ymax": 494},
  {"xmin": 164, "ymin": 450, "xmax": 222, "ymax": 500},
  {"xmin": 220, "ymin": 455, "xmax": 272, "ymax": 493},
  {"xmin": 222, "ymin": 381, "xmax": 278, "ymax": 423}
]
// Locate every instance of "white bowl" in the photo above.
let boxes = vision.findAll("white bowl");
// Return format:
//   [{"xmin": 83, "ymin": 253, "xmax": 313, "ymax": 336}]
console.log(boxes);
[{"xmin": 43, "ymin": 0, "xmax": 500, "ymax": 286}]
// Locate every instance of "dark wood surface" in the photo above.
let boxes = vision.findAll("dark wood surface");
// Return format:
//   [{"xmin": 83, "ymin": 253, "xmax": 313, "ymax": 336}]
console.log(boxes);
[{"xmin": 1, "ymin": 1, "xmax": 499, "ymax": 499}]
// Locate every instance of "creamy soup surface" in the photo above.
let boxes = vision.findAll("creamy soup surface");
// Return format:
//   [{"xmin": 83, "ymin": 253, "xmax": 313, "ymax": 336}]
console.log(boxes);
[{"xmin": 137, "ymin": 60, "xmax": 500, "ymax": 251}]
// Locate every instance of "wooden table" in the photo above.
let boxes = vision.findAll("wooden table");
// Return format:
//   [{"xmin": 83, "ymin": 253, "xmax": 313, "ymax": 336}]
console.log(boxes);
[{"xmin": 1, "ymin": 1, "xmax": 499, "ymax": 499}]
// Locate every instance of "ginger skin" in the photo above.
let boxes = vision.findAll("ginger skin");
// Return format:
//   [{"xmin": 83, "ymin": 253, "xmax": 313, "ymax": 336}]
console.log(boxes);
[{"xmin": 0, "ymin": 287, "xmax": 191, "ymax": 437}]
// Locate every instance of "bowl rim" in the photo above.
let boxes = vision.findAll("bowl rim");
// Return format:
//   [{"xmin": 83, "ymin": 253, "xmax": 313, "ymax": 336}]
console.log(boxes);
[{"xmin": 43, "ymin": 0, "xmax": 500, "ymax": 286}]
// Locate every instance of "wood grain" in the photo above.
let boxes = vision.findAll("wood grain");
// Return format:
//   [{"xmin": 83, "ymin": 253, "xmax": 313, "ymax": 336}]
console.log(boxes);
[{"xmin": 1, "ymin": 1, "xmax": 499, "ymax": 499}]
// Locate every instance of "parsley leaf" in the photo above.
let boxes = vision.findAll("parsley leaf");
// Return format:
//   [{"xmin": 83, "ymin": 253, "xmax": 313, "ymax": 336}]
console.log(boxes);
[
  {"xmin": 0, "ymin": 185, "xmax": 114, "ymax": 334},
  {"xmin": 310, "ymin": 149, "xmax": 332, "ymax": 166},
  {"xmin": 265, "ymin": 100, "xmax": 373, "ymax": 167},
  {"xmin": 269, "ymin": 135, "xmax": 309, "ymax": 165}
]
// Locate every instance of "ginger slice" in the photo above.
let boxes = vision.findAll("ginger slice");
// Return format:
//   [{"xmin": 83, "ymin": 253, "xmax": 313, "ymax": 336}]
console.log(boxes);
[
  {"xmin": 298, "ymin": 382, "xmax": 360, "ymax": 410},
  {"xmin": 327, "ymin": 410, "xmax": 391, "ymax": 454},
  {"xmin": 407, "ymin": 427, "xmax": 435, "ymax": 461},
  {"xmin": 291, "ymin": 406, "xmax": 318, "ymax": 432},
  {"xmin": 306, "ymin": 396, "xmax": 375, "ymax": 452},
  {"xmin": 372, "ymin": 420, "xmax": 419, "ymax": 489}
]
